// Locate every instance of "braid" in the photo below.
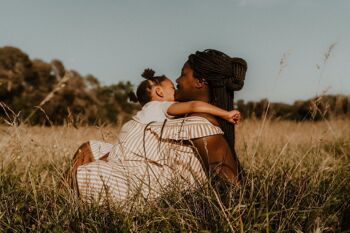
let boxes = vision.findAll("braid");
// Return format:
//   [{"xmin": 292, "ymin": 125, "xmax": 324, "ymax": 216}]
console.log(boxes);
[{"xmin": 187, "ymin": 49, "xmax": 247, "ymax": 181}]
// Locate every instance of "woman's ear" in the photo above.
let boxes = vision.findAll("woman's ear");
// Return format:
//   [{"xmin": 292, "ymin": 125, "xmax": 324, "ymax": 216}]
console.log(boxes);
[
  {"xmin": 154, "ymin": 86, "xmax": 164, "ymax": 97},
  {"xmin": 194, "ymin": 78, "xmax": 207, "ymax": 89}
]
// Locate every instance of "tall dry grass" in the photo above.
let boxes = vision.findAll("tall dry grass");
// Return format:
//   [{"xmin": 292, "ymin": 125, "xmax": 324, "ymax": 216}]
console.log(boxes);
[{"xmin": 0, "ymin": 119, "xmax": 349, "ymax": 232}]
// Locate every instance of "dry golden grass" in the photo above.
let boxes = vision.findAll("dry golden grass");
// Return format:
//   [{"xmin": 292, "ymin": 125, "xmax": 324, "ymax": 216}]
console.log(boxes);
[
  {"xmin": 0, "ymin": 119, "xmax": 349, "ymax": 232},
  {"xmin": 236, "ymin": 119, "xmax": 350, "ymax": 171}
]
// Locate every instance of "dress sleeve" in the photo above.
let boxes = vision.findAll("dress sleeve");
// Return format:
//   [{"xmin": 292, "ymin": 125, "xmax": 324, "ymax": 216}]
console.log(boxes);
[
  {"xmin": 88, "ymin": 140, "xmax": 114, "ymax": 160},
  {"xmin": 146, "ymin": 116, "xmax": 223, "ymax": 140}
]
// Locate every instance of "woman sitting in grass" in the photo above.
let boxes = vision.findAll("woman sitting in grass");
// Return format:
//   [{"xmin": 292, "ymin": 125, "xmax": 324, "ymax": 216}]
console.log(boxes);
[{"xmin": 69, "ymin": 49, "xmax": 247, "ymax": 204}]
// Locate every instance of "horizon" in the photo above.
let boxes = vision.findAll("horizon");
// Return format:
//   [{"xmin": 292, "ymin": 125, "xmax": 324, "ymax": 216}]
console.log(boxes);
[{"xmin": 1, "ymin": 0, "xmax": 349, "ymax": 104}]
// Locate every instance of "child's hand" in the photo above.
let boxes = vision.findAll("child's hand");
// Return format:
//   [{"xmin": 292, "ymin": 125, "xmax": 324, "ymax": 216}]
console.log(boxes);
[{"xmin": 225, "ymin": 110, "xmax": 241, "ymax": 124}]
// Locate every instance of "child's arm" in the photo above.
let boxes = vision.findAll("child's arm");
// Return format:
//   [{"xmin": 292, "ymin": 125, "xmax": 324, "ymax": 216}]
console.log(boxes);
[{"xmin": 167, "ymin": 101, "xmax": 240, "ymax": 124}]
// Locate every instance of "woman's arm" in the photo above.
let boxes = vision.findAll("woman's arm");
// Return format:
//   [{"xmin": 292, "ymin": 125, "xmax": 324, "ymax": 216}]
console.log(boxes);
[
  {"xmin": 192, "ymin": 134, "xmax": 240, "ymax": 185},
  {"xmin": 189, "ymin": 113, "xmax": 241, "ymax": 185},
  {"xmin": 167, "ymin": 101, "xmax": 240, "ymax": 124}
]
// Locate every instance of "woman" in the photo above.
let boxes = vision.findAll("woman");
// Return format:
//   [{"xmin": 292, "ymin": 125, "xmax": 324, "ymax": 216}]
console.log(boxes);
[
  {"xmin": 176, "ymin": 49, "xmax": 247, "ymax": 181},
  {"xmin": 69, "ymin": 49, "xmax": 247, "ymax": 203}
]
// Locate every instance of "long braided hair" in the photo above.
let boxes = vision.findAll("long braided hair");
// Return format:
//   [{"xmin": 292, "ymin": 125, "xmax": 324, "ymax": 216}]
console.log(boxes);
[{"xmin": 187, "ymin": 49, "xmax": 247, "ymax": 180}]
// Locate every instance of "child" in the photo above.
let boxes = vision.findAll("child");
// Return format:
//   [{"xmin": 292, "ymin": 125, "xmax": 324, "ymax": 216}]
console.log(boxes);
[{"xmin": 129, "ymin": 69, "xmax": 240, "ymax": 124}]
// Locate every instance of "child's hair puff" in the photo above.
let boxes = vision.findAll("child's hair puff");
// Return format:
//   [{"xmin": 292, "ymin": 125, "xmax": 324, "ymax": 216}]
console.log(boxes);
[{"xmin": 141, "ymin": 68, "xmax": 155, "ymax": 79}]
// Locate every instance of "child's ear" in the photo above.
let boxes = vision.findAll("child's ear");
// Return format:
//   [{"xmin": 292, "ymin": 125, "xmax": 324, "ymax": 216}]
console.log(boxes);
[{"xmin": 154, "ymin": 86, "xmax": 164, "ymax": 97}]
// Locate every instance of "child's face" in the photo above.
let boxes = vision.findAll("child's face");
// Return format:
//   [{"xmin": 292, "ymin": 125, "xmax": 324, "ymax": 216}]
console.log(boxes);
[{"xmin": 160, "ymin": 79, "xmax": 176, "ymax": 101}]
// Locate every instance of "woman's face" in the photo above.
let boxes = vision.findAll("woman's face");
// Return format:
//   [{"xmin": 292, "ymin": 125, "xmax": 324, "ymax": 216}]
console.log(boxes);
[{"xmin": 175, "ymin": 63, "xmax": 198, "ymax": 101}]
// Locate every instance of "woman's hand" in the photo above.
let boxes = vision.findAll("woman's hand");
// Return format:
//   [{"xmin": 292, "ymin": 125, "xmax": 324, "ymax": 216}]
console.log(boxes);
[{"xmin": 225, "ymin": 110, "xmax": 241, "ymax": 124}]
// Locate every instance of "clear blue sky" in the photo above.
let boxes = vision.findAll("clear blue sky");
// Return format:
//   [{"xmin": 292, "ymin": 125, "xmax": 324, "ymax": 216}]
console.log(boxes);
[{"xmin": 1, "ymin": 0, "xmax": 349, "ymax": 103}]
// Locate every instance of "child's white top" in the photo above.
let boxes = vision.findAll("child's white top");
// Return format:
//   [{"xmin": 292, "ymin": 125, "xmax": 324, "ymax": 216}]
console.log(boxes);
[{"xmin": 132, "ymin": 101, "xmax": 176, "ymax": 124}]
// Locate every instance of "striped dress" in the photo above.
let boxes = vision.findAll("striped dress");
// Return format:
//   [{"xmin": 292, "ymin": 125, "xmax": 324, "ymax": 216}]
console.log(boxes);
[{"xmin": 77, "ymin": 116, "xmax": 223, "ymax": 203}]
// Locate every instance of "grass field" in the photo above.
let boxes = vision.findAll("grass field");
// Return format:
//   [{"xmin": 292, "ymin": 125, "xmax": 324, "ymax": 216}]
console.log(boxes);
[{"xmin": 1, "ymin": 119, "xmax": 349, "ymax": 232}]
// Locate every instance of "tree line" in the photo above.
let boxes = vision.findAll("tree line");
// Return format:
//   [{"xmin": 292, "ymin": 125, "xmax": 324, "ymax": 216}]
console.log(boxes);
[
  {"xmin": 0, "ymin": 46, "xmax": 349, "ymax": 126},
  {"xmin": 0, "ymin": 46, "xmax": 138, "ymax": 126},
  {"xmin": 236, "ymin": 95, "xmax": 350, "ymax": 121}
]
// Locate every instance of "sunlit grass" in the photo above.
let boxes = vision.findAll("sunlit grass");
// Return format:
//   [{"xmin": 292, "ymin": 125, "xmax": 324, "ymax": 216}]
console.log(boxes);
[{"xmin": 0, "ymin": 119, "xmax": 349, "ymax": 232}]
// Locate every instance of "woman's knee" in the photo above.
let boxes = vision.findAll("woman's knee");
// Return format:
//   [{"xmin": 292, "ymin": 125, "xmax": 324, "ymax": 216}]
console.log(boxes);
[
  {"xmin": 68, "ymin": 142, "xmax": 94, "ymax": 192},
  {"xmin": 72, "ymin": 141, "xmax": 95, "ymax": 166}
]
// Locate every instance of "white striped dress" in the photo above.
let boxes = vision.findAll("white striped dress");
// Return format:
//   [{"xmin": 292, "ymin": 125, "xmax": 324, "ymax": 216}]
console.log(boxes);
[{"xmin": 77, "ymin": 116, "xmax": 223, "ymax": 203}]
